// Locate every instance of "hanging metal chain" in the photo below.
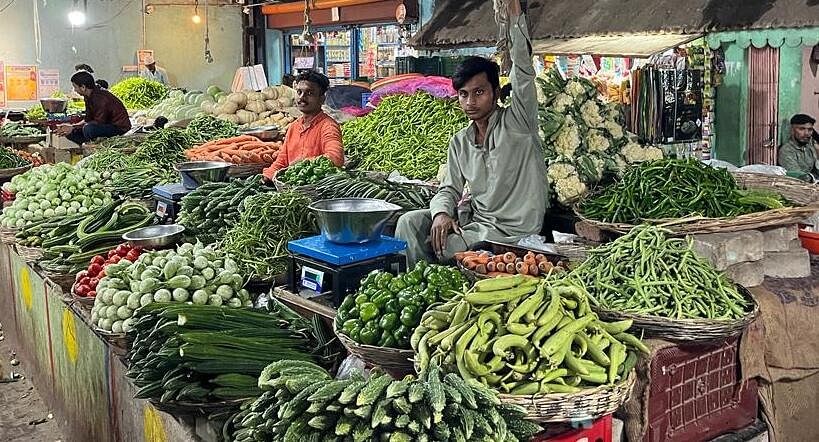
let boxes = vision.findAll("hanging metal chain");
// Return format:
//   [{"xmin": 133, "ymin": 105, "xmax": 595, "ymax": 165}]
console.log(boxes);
[
  {"xmin": 494, "ymin": 0, "xmax": 512, "ymax": 74},
  {"xmin": 302, "ymin": 0, "xmax": 314, "ymax": 44}
]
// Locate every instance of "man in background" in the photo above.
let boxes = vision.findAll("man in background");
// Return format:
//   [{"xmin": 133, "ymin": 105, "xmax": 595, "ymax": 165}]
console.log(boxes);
[
  {"xmin": 778, "ymin": 114, "xmax": 819, "ymax": 181},
  {"xmin": 139, "ymin": 55, "xmax": 169, "ymax": 85},
  {"xmin": 53, "ymin": 71, "xmax": 131, "ymax": 145}
]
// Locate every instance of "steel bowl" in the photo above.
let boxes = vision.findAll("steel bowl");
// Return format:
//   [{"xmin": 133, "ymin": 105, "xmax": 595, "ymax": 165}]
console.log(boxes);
[
  {"xmin": 239, "ymin": 125, "xmax": 280, "ymax": 141},
  {"xmin": 310, "ymin": 198, "xmax": 402, "ymax": 244},
  {"xmin": 40, "ymin": 98, "xmax": 68, "ymax": 113},
  {"xmin": 174, "ymin": 161, "xmax": 231, "ymax": 190},
  {"xmin": 122, "ymin": 224, "xmax": 185, "ymax": 249}
]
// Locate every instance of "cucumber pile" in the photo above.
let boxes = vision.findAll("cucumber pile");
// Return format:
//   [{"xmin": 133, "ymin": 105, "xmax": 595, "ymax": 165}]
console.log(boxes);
[
  {"xmin": 177, "ymin": 176, "xmax": 273, "ymax": 244},
  {"xmin": 91, "ymin": 242, "xmax": 253, "ymax": 333},
  {"xmin": 228, "ymin": 361, "xmax": 541, "ymax": 442},
  {"xmin": 27, "ymin": 200, "xmax": 155, "ymax": 274}
]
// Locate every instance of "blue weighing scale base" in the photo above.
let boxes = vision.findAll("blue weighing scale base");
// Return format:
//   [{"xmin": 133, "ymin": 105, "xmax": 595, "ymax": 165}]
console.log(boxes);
[
  {"xmin": 287, "ymin": 235, "xmax": 408, "ymax": 306},
  {"xmin": 152, "ymin": 183, "xmax": 190, "ymax": 201},
  {"xmin": 287, "ymin": 235, "xmax": 407, "ymax": 266}
]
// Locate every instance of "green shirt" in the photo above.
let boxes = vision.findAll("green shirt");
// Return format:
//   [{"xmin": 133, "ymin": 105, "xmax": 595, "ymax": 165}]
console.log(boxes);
[
  {"xmin": 429, "ymin": 13, "xmax": 548, "ymax": 240},
  {"xmin": 778, "ymin": 137, "xmax": 819, "ymax": 178}
]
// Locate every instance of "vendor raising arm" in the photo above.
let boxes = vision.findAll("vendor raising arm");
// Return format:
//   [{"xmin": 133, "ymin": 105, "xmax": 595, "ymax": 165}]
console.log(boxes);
[
  {"xmin": 262, "ymin": 70, "xmax": 344, "ymax": 181},
  {"xmin": 395, "ymin": 0, "xmax": 548, "ymax": 267},
  {"xmin": 52, "ymin": 71, "xmax": 131, "ymax": 146}
]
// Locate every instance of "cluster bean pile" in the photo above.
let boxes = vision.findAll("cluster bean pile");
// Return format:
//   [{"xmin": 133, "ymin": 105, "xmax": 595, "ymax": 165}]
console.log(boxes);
[
  {"xmin": 312, "ymin": 172, "xmax": 436, "ymax": 211},
  {"xmin": 222, "ymin": 191, "xmax": 315, "ymax": 280},
  {"xmin": 581, "ymin": 158, "xmax": 789, "ymax": 223},
  {"xmin": 342, "ymin": 93, "xmax": 468, "ymax": 181},
  {"xmin": 571, "ymin": 225, "xmax": 753, "ymax": 319},
  {"xmin": 228, "ymin": 360, "xmax": 542, "ymax": 442},
  {"xmin": 414, "ymin": 276, "xmax": 648, "ymax": 395}
]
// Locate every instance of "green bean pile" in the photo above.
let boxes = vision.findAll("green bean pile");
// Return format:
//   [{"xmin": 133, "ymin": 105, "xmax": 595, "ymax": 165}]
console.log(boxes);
[
  {"xmin": 342, "ymin": 93, "xmax": 468, "ymax": 181},
  {"xmin": 80, "ymin": 148, "xmax": 139, "ymax": 178},
  {"xmin": 580, "ymin": 158, "xmax": 788, "ymax": 224},
  {"xmin": 0, "ymin": 150, "xmax": 30, "ymax": 169},
  {"xmin": 110, "ymin": 77, "xmax": 168, "ymax": 110},
  {"xmin": 109, "ymin": 164, "xmax": 177, "ymax": 199},
  {"xmin": 133, "ymin": 128, "xmax": 191, "ymax": 169},
  {"xmin": 96, "ymin": 136, "xmax": 142, "ymax": 150},
  {"xmin": 571, "ymin": 225, "xmax": 753, "ymax": 320},
  {"xmin": 221, "ymin": 191, "xmax": 316, "ymax": 280}
]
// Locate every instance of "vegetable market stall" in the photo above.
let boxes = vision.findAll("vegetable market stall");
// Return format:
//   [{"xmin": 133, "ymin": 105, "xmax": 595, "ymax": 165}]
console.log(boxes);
[{"xmin": 0, "ymin": 242, "xmax": 203, "ymax": 442}]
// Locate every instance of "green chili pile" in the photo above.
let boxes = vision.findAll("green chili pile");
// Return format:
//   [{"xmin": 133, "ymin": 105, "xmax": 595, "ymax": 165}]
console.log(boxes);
[
  {"xmin": 221, "ymin": 191, "xmax": 316, "ymax": 280},
  {"xmin": 96, "ymin": 136, "xmax": 142, "ymax": 150},
  {"xmin": 571, "ymin": 225, "xmax": 753, "ymax": 320},
  {"xmin": 342, "ymin": 93, "xmax": 468, "ymax": 181},
  {"xmin": 133, "ymin": 128, "xmax": 191, "ymax": 169},
  {"xmin": 185, "ymin": 114, "xmax": 239, "ymax": 144},
  {"xmin": 580, "ymin": 158, "xmax": 788, "ymax": 224},
  {"xmin": 0, "ymin": 150, "xmax": 30, "ymax": 169},
  {"xmin": 110, "ymin": 77, "xmax": 168, "ymax": 110}
]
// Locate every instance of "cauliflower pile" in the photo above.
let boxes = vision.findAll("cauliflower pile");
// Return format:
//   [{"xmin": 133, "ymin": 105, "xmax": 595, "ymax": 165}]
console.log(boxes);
[{"xmin": 537, "ymin": 69, "xmax": 663, "ymax": 205}]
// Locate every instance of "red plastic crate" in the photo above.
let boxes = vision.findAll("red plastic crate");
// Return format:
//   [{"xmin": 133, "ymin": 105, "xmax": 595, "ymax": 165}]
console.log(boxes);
[
  {"xmin": 645, "ymin": 337, "xmax": 758, "ymax": 442},
  {"xmin": 533, "ymin": 414, "xmax": 612, "ymax": 442}
]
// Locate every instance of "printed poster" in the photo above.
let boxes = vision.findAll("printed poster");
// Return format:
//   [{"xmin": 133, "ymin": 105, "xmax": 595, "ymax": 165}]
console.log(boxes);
[
  {"xmin": 5, "ymin": 65, "xmax": 37, "ymax": 101},
  {"xmin": 0, "ymin": 61, "xmax": 6, "ymax": 108},
  {"xmin": 137, "ymin": 49, "xmax": 154, "ymax": 71},
  {"xmin": 38, "ymin": 69, "xmax": 59, "ymax": 98}
]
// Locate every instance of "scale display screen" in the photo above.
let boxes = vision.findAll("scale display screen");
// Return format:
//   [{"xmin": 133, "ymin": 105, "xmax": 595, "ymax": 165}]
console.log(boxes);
[{"xmin": 300, "ymin": 266, "xmax": 325, "ymax": 292}]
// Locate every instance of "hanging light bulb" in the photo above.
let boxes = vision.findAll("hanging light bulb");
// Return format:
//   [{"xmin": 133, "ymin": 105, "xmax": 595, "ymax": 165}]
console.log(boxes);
[
  {"xmin": 192, "ymin": 1, "xmax": 201, "ymax": 24},
  {"xmin": 68, "ymin": 0, "xmax": 86, "ymax": 27}
]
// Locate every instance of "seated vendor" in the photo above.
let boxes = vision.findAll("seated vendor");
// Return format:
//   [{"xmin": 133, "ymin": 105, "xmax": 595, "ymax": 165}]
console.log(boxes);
[
  {"xmin": 778, "ymin": 113, "xmax": 819, "ymax": 181},
  {"xmin": 53, "ymin": 71, "xmax": 131, "ymax": 145},
  {"xmin": 262, "ymin": 70, "xmax": 344, "ymax": 181},
  {"xmin": 395, "ymin": 0, "xmax": 547, "ymax": 267}
]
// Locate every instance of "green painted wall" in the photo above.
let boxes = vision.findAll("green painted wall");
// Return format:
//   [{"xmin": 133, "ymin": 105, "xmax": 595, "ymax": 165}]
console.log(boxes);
[
  {"xmin": 714, "ymin": 44, "xmax": 749, "ymax": 165},
  {"xmin": 778, "ymin": 46, "xmax": 803, "ymax": 146}
]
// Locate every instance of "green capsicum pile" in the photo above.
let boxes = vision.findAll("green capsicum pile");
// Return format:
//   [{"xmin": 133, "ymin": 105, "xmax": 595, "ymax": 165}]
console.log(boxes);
[
  {"xmin": 413, "ymin": 275, "xmax": 648, "ymax": 395},
  {"xmin": 336, "ymin": 261, "xmax": 467, "ymax": 349},
  {"xmin": 278, "ymin": 156, "xmax": 339, "ymax": 187}
]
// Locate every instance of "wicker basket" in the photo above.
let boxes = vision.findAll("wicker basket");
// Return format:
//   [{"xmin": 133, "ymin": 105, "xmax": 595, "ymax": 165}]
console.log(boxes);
[
  {"xmin": 16, "ymin": 244, "xmax": 43, "ymax": 262},
  {"xmin": 0, "ymin": 135, "xmax": 46, "ymax": 145},
  {"xmin": 575, "ymin": 172, "xmax": 819, "ymax": 236},
  {"xmin": 499, "ymin": 370, "xmax": 636, "ymax": 422},
  {"xmin": 228, "ymin": 163, "xmax": 268, "ymax": 178},
  {"xmin": 334, "ymin": 320, "xmax": 414, "ymax": 377},
  {"xmin": 42, "ymin": 270, "xmax": 78, "ymax": 293},
  {"xmin": 0, "ymin": 164, "xmax": 32, "ymax": 179},
  {"xmin": 0, "ymin": 226, "xmax": 19, "ymax": 244},
  {"xmin": 96, "ymin": 329, "xmax": 131, "ymax": 355},
  {"xmin": 594, "ymin": 300, "xmax": 760, "ymax": 343}
]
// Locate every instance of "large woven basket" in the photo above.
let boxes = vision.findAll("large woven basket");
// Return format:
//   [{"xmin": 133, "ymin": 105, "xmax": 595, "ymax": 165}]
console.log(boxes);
[
  {"xmin": 334, "ymin": 320, "xmax": 414, "ymax": 377},
  {"xmin": 576, "ymin": 172, "xmax": 819, "ymax": 236},
  {"xmin": 42, "ymin": 270, "xmax": 77, "ymax": 293},
  {"xmin": 0, "ymin": 164, "xmax": 32, "ymax": 180},
  {"xmin": 228, "ymin": 163, "xmax": 267, "ymax": 178},
  {"xmin": 499, "ymin": 370, "xmax": 636, "ymax": 422},
  {"xmin": 0, "ymin": 226, "xmax": 18, "ymax": 244},
  {"xmin": 594, "ymin": 302, "xmax": 760, "ymax": 343},
  {"xmin": 16, "ymin": 244, "xmax": 43, "ymax": 262},
  {"xmin": 96, "ymin": 329, "xmax": 130, "ymax": 355}
]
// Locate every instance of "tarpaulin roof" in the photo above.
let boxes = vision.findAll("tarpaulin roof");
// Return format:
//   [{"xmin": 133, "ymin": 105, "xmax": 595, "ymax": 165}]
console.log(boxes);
[
  {"xmin": 532, "ymin": 34, "xmax": 701, "ymax": 57},
  {"xmin": 411, "ymin": 0, "xmax": 819, "ymax": 50}
]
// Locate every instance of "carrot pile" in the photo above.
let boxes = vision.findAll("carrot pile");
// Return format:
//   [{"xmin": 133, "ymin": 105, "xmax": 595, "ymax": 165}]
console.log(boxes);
[
  {"xmin": 454, "ymin": 250, "xmax": 568, "ymax": 277},
  {"xmin": 185, "ymin": 135, "xmax": 281, "ymax": 164}
]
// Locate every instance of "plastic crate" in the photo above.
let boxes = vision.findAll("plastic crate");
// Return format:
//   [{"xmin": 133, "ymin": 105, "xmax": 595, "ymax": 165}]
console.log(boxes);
[
  {"xmin": 440, "ymin": 56, "xmax": 469, "ymax": 77},
  {"xmin": 532, "ymin": 414, "xmax": 612, "ymax": 442},
  {"xmin": 645, "ymin": 337, "xmax": 758, "ymax": 442}
]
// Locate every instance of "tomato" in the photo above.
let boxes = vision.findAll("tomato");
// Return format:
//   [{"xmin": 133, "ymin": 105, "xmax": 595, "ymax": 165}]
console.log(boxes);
[
  {"xmin": 97, "ymin": 269, "xmax": 106, "ymax": 278},
  {"xmin": 79, "ymin": 276, "xmax": 90, "ymax": 286},
  {"xmin": 75, "ymin": 270, "xmax": 88, "ymax": 282},
  {"xmin": 115, "ymin": 244, "xmax": 130, "ymax": 256},
  {"xmin": 108, "ymin": 249, "xmax": 118, "ymax": 258},
  {"xmin": 75, "ymin": 285, "xmax": 89, "ymax": 296},
  {"xmin": 108, "ymin": 255, "xmax": 122, "ymax": 264},
  {"xmin": 87, "ymin": 263, "xmax": 103, "ymax": 277},
  {"xmin": 90, "ymin": 255, "xmax": 106, "ymax": 266},
  {"xmin": 87, "ymin": 290, "xmax": 96, "ymax": 298},
  {"xmin": 125, "ymin": 249, "xmax": 141, "ymax": 263},
  {"xmin": 89, "ymin": 277, "xmax": 100, "ymax": 288}
]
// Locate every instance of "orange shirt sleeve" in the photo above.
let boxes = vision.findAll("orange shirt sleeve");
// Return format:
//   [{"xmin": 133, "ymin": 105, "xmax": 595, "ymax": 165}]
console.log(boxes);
[
  {"xmin": 262, "ymin": 125, "xmax": 296, "ymax": 179},
  {"xmin": 320, "ymin": 118, "xmax": 345, "ymax": 167}
]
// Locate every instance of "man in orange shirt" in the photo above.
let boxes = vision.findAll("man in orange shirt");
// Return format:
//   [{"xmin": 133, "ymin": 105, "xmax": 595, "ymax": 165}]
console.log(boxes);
[{"xmin": 262, "ymin": 71, "xmax": 344, "ymax": 180}]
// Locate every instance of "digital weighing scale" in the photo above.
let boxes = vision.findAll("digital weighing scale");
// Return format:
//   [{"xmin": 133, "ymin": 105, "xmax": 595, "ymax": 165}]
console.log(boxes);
[
  {"xmin": 152, "ymin": 183, "xmax": 191, "ymax": 223},
  {"xmin": 287, "ymin": 235, "xmax": 408, "ymax": 306}
]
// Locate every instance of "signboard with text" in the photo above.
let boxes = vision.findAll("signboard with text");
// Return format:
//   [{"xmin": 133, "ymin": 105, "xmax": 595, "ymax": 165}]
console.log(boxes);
[
  {"xmin": 38, "ymin": 69, "xmax": 60, "ymax": 98},
  {"xmin": 5, "ymin": 65, "xmax": 37, "ymax": 101}
]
